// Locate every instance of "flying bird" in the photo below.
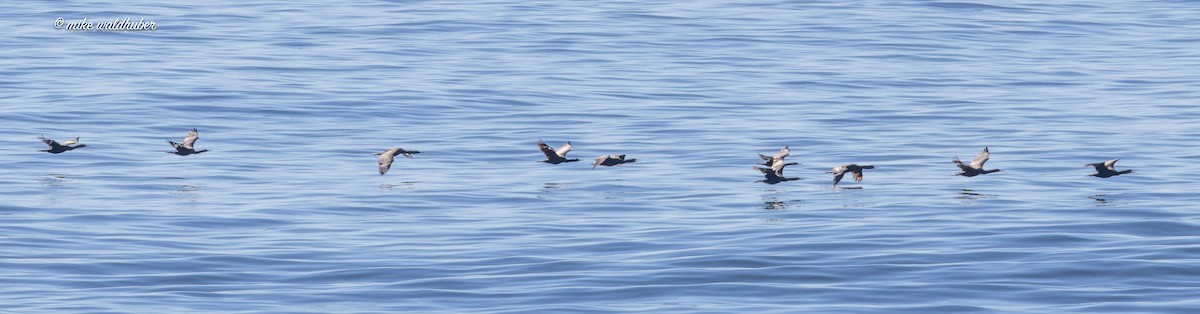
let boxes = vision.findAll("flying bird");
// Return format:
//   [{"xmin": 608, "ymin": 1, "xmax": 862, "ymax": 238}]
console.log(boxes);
[
  {"xmin": 375, "ymin": 147, "xmax": 421, "ymax": 175},
  {"xmin": 39, "ymin": 135, "xmax": 86, "ymax": 154},
  {"xmin": 592, "ymin": 154, "xmax": 637, "ymax": 169},
  {"xmin": 953, "ymin": 147, "xmax": 1001, "ymax": 177},
  {"xmin": 758, "ymin": 145, "xmax": 791, "ymax": 166},
  {"xmin": 1085, "ymin": 158, "xmax": 1132, "ymax": 178},
  {"xmin": 755, "ymin": 160, "xmax": 799, "ymax": 184},
  {"xmin": 829, "ymin": 163, "xmax": 874, "ymax": 186},
  {"xmin": 168, "ymin": 128, "xmax": 209, "ymax": 156},
  {"xmin": 538, "ymin": 140, "xmax": 579, "ymax": 164}
]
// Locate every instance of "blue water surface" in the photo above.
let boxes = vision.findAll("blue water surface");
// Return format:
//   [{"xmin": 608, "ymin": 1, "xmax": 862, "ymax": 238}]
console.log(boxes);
[{"xmin": 2, "ymin": 1, "xmax": 1199, "ymax": 313}]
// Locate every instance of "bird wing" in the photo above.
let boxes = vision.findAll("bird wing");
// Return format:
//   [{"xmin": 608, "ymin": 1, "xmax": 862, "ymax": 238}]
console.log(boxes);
[
  {"xmin": 970, "ymin": 147, "xmax": 990, "ymax": 169},
  {"xmin": 775, "ymin": 146, "xmax": 791, "ymax": 159},
  {"xmin": 593, "ymin": 155, "xmax": 611, "ymax": 168},
  {"xmin": 755, "ymin": 167, "xmax": 783, "ymax": 181},
  {"xmin": 183, "ymin": 129, "xmax": 200, "ymax": 149},
  {"xmin": 833, "ymin": 172, "xmax": 846, "ymax": 186},
  {"xmin": 537, "ymin": 140, "xmax": 559, "ymax": 159},
  {"xmin": 41, "ymin": 138, "xmax": 60, "ymax": 148},
  {"xmin": 852, "ymin": 169, "xmax": 865, "ymax": 182},
  {"xmin": 378, "ymin": 151, "xmax": 396, "ymax": 175},
  {"xmin": 771, "ymin": 161, "xmax": 795, "ymax": 175},
  {"xmin": 758, "ymin": 153, "xmax": 774, "ymax": 162},
  {"xmin": 953, "ymin": 157, "xmax": 974, "ymax": 171},
  {"xmin": 1104, "ymin": 158, "xmax": 1119, "ymax": 171},
  {"xmin": 555, "ymin": 141, "xmax": 573, "ymax": 157}
]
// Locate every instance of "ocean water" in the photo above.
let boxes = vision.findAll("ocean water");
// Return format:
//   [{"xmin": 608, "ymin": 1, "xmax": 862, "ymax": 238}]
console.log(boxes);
[{"xmin": 2, "ymin": 1, "xmax": 1199, "ymax": 313}]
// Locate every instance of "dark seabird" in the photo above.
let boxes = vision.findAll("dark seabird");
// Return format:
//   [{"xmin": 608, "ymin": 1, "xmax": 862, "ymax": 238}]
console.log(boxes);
[
  {"xmin": 1085, "ymin": 158, "xmax": 1132, "ymax": 178},
  {"xmin": 758, "ymin": 145, "xmax": 791, "ymax": 166},
  {"xmin": 953, "ymin": 147, "xmax": 1001, "ymax": 177},
  {"xmin": 39, "ymin": 135, "xmax": 86, "ymax": 154},
  {"xmin": 168, "ymin": 128, "xmax": 209, "ymax": 156},
  {"xmin": 592, "ymin": 154, "xmax": 637, "ymax": 169},
  {"xmin": 828, "ymin": 163, "xmax": 874, "ymax": 186},
  {"xmin": 538, "ymin": 140, "xmax": 579, "ymax": 164},
  {"xmin": 755, "ymin": 160, "xmax": 799, "ymax": 184},
  {"xmin": 375, "ymin": 147, "xmax": 421, "ymax": 175}
]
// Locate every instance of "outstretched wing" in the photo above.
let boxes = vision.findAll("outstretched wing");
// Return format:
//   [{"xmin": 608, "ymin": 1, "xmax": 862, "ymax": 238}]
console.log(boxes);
[
  {"xmin": 852, "ymin": 169, "xmax": 865, "ymax": 182},
  {"xmin": 555, "ymin": 141, "xmax": 573, "ymax": 157},
  {"xmin": 41, "ymin": 137, "xmax": 60, "ymax": 148},
  {"xmin": 775, "ymin": 146, "xmax": 790, "ymax": 160},
  {"xmin": 970, "ymin": 147, "xmax": 990, "ymax": 169},
  {"xmin": 770, "ymin": 160, "xmax": 795, "ymax": 175},
  {"xmin": 182, "ymin": 129, "xmax": 200, "ymax": 149},
  {"xmin": 1103, "ymin": 158, "xmax": 1119, "ymax": 171},
  {"xmin": 833, "ymin": 172, "xmax": 846, "ymax": 186},
  {"xmin": 755, "ymin": 166, "xmax": 783, "ymax": 181},
  {"xmin": 537, "ymin": 140, "xmax": 558, "ymax": 159},
  {"xmin": 953, "ymin": 157, "xmax": 974, "ymax": 171},
  {"xmin": 593, "ymin": 155, "xmax": 611, "ymax": 169},
  {"xmin": 378, "ymin": 150, "xmax": 396, "ymax": 175}
]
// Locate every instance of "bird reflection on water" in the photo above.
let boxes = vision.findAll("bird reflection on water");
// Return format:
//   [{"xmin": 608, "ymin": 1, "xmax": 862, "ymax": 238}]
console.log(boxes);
[
  {"xmin": 956, "ymin": 189, "xmax": 998, "ymax": 204},
  {"xmin": 378, "ymin": 182, "xmax": 416, "ymax": 190},
  {"xmin": 38, "ymin": 174, "xmax": 77, "ymax": 206},
  {"xmin": 762, "ymin": 200, "xmax": 788, "ymax": 211},
  {"xmin": 541, "ymin": 182, "xmax": 569, "ymax": 191},
  {"xmin": 1089, "ymin": 194, "xmax": 1130, "ymax": 207}
]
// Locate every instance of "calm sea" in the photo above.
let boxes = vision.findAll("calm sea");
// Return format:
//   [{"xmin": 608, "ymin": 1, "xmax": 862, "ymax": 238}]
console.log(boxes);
[{"xmin": 2, "ymin": 1, "xmax": 1199, "ymax": 313}]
